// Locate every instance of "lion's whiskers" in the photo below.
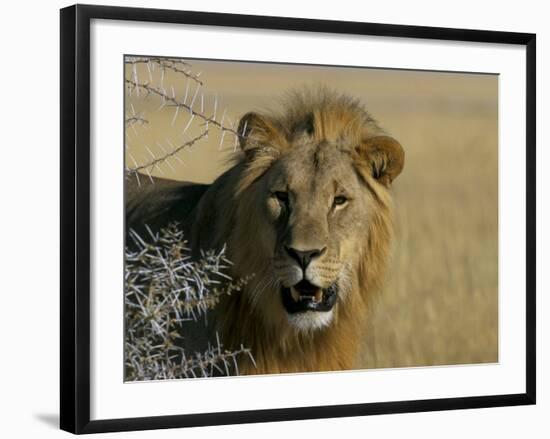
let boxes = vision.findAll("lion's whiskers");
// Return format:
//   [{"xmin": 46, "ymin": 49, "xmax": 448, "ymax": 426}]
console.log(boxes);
[
  {"xmin": 336, "ymin": 263, "xmax": 353, "ymax": 302},
  {"xmin": 248, "ymin": 275, "xmax": 277, "ymax": 311}
]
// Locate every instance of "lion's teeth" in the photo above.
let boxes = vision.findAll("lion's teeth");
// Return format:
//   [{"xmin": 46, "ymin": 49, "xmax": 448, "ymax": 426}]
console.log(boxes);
[{"xmin": 290, "ymin": 287, "xmax": 323, "ymax": 303}]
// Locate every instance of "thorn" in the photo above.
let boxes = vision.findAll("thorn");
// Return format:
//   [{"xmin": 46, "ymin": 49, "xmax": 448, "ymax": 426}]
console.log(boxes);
[
  {"xmin": 171, "ymin": 106, "xmax": 179, "ymax": 126},
  {"xmin": 156, "ymin": 141, "xmax": 167, "ymax": 154},
  {"xmin": 133, "ymin": 64, "xmax": 139, "ymax": 97},
  {"xmin": 247, "ymin": 349, "xmax": 257, "ymax": 368},
  {"xmin": 190, "ymin": 85, "xmax": 200, "ymax": 110},
  {"xmin": 146, "ymin": 61, "xmax": 152, "ymax": 82},
  {"xmin": 144, "ymin": 144, "xmax": 156, "ymax": 159},
  {"xmin": 213, "ymin": 94, "xmax": 218, "ymax": 120},
  {"xmin": 183, "ymin": 80, "xmax": 190, "ymax": 105},
  {"xmin": 145, "ymin": 168, "xmax": 155, "ymax": 184},
  {"xmin": 129, "ymin": 153, "xmax": 139, "ymax": 169},
  {"xmin": 233, "ymin": 132, "xmax": 239, "ymax": 152},
  {"xmin": 223, "ymin": 357, "xmax": 230, "ymax": 376},
  {"xmin": 182, "ymin": 114, "xmax": 195, "ymax": 134},
  {"xmin": 164, "ymin": 157, "xmax": 176, "ymax": 174}
]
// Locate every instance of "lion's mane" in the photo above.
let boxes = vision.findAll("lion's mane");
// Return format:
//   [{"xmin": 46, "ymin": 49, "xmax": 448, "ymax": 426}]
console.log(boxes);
[{"xmin": 186, "ymin": 88, "xmax": 400, "ymax": 374}]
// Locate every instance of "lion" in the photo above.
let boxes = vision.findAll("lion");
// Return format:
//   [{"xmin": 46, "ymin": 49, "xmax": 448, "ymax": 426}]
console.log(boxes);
[{"xmin": 126, "ymin": 88, "xmax": 404, "ymax": 375}]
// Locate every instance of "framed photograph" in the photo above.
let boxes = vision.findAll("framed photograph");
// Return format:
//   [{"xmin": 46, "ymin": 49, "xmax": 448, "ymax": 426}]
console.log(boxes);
[{"xmin": 60, "ymin": 4, "xmax": 536, "ymax": 434}]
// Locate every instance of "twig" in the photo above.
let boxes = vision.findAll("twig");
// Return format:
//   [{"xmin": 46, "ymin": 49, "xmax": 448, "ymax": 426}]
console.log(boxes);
[
  {"xmin": 125, "ymin": 56, "xmax": 203, "ymax": 86},
  {"xmin": 125, "ymin": 115, "xmax": 149, "ymax": 126},
  {"xmin": 126, "ymin": 130, "xmax": 208, "ymax": 177},
  {"xmin": 125, "ymin": 78, "xmax": 240, "ymax": 139}
]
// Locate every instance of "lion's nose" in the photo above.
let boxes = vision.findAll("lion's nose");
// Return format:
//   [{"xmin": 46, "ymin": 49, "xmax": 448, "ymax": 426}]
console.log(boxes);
[{"xmin": 285, "ymin": 246, "xmax": 327, "ymax": 269}]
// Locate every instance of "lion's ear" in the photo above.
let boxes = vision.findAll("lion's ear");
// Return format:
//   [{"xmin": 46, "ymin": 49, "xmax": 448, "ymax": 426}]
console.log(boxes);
[
  {"xmin": 356, "ymin": 135, "xmax": 405, "ymax": 186},
  {"xmin": 237, "ymin": 112, "xmax": 284, "ymax": 159}
]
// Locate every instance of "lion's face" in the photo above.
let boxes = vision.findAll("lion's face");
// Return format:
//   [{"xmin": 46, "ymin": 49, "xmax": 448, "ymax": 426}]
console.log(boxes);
[
  {"xmin": 232, "ymin": 101, "xmax": 404, "ymax": 334},
  {"xmin": 259, "ymin": 141, "xmax": 369, "ymax": 330}
]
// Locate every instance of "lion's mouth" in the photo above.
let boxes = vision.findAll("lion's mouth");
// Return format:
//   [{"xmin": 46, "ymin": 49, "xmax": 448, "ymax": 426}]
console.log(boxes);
[{"xmin": 281, "ymin": 280, "xmax": 338, "ymax": 314}]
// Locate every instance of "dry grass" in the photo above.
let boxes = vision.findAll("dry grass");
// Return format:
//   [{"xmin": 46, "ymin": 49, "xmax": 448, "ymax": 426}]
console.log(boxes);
[
  {"xmin": 126, "ymin": 58, "xmax": 498, "ymax": 370},
  {"xmin": 360, "ymin": 106, "xmax": 498, "ymax": 368}
]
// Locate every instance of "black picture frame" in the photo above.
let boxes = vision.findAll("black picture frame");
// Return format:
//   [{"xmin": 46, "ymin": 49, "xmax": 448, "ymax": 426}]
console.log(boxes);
[{"xmin": 60, "ymin": 4, "xmax": 536, "ymax": 434}]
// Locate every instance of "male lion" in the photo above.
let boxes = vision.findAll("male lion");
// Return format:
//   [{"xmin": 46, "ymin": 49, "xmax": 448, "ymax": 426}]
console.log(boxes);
[{"xmin": 127, "ymin": 88, "xmax": 404, "ymax": 375}]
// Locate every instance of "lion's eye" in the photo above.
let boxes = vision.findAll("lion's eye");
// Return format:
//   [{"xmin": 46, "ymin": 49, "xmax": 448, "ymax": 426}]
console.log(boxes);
[
  {"xmin": 333, "ymin": 196, "xmax": 348, "ymax": 206},
  {"xmin": 275, "ymin": 191, "xmax": 289, "ymax": 203}
]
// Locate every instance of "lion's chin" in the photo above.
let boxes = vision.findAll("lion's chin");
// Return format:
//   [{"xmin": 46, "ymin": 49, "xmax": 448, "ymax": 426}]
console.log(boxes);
[{"xmin": 286, "ymin": 309, "xmax": 335, "ymax": 332}]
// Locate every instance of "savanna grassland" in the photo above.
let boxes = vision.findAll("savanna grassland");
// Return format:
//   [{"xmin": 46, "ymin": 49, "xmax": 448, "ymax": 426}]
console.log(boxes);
[
  {"xmin": 126, "ymin": 59, "xmax": 498, "ymax": 369},
  {"xmin": 360, "ymin": 101, "xmax": 498, "ymax": 368}
]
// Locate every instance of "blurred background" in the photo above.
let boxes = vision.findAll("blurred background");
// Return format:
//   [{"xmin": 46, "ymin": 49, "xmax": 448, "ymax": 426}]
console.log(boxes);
[{"xmin": 125, "ymin": 56, "xmax": 498, "ymax": 369}]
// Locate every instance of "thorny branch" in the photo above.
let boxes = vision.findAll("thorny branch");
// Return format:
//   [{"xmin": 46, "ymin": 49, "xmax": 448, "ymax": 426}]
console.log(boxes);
[
  {"xmin": 125, "ymin": 78, "xmax": 241, "ymax": 139},
  {"xmin": 125, "ymin": 57, "xmax": 255, "ymax": 380},
  {"xmin": 125, "ymin": 223, "xmax": 254, "ymax": 380},
  {"xmin": 125, "ymin": 55, "xmax": 246, "ymax": 182},
  {"xmin": 126, "ymin": 56, "xmax": 204, "ymax": 86},
  {"xmin": 126, "ymin": 130, "xmax": 209, "ymax": 185}
]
